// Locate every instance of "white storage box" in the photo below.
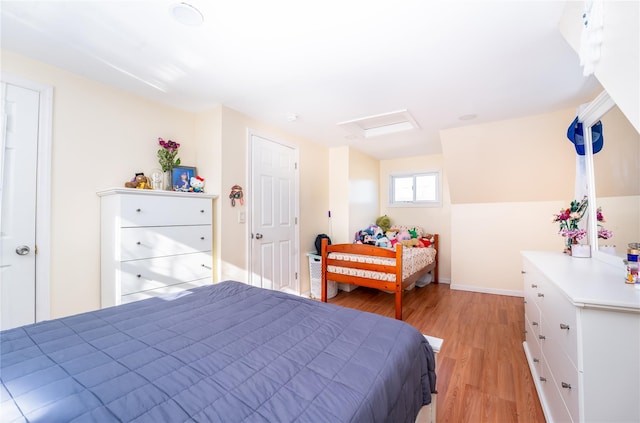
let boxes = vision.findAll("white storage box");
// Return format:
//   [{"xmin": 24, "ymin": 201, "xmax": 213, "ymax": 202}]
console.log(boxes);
[{"xmin": 307, "ymin": 253, "xmax": 337, "ymax": 299}]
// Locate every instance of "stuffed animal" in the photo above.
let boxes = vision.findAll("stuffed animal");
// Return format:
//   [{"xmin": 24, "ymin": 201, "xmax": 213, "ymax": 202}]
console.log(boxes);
[
  {"xmin": 375, "ymin": 215, "xmax": 391, "ymax": 232},
  {"xmin": 396, "ymin": 230, "xmax": 411, "ymax": 241},
  {"xmin": 401, "ymin": 238, "xmax": 421, "ymax": 247},
  {"xmin": 125, "ymin": 173, "xmax": 152, "ymax": 189},
  {"xmin": 190, "ymin": 176, "xmax": 205, "ymax": 193},
  {"xmin": 375, "ymin": 236, "xmax": 391, "ymax": 248}
]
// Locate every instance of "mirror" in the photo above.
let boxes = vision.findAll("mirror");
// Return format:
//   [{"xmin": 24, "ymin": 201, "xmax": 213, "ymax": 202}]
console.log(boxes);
[{"xmin": 580, "ymin": 91, "xmax": 640, "ymax": 266}]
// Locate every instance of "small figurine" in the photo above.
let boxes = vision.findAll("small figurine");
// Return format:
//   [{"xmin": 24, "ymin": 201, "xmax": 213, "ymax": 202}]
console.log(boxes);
[
  {"xmin": 125, "ymin": 173, "xmax": 152, "ymax": 189},
  {"xmin": 190, "ymin": 176, "xmax": 205, "ymax": 193}
]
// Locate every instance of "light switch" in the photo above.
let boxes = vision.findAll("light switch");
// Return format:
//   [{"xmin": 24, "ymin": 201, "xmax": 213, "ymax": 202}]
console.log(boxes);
[{"xmin": 238, "ymin": 211, "xmax": 246, "ymax": 223}]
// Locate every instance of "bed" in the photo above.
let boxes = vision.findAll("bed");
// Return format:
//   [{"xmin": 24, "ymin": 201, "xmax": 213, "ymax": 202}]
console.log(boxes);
[
  {"xmin": 0, "ymin": 281, "xmax": 436, "ymax": 423},
  {"xmin": 320, "ymin": 234, "xmax": 438, "ymax": 320}
]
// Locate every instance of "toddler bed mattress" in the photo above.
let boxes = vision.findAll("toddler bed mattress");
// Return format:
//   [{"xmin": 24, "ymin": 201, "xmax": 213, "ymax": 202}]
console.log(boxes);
[
  {"xmin": 327, "ymin": 246, "xmax": 436, "ymax": 283},
  {"xmin": 1, "ymin": 281, "xmax": 436, "ymax": 423}
]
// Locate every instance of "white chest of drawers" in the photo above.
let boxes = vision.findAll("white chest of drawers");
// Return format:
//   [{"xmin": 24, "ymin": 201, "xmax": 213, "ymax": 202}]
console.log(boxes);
[
  {"xmin": 98, "ymin": 188, "xmax": 217, "ymax": 307},
  {"xmin": 522, "ymin": 251, "xmax": 640, "ymax": 423}
]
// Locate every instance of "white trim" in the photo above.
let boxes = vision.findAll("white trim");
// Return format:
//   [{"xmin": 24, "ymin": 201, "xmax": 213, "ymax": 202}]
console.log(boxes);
[
  {"xmin": 577, "ymin": 91, "xmax": 621, "ymax": 265},
  {"xmin": 1, "ymin": 72, "xmax": 53, "ymax": 322},
  {"xmin": 388, "ymin": 169, "xmax": 442, "ymax": 208},
  {"xmin": 247, "ymin": 129, "xmax": 301, "ymax": 294},
  {"xmin": 450, "ymin": 283, "xmax": 524, "ymax": 298}
]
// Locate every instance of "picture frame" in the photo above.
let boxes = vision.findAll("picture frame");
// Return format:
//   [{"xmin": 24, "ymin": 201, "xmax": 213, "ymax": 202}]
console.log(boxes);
[{"xmin": 172, "ymin": 166, "xmax": 197, "ymax": 192}]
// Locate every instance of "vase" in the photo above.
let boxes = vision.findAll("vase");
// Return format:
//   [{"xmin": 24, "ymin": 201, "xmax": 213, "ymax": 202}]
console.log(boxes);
[
  {"xmin": 564, "ymin": 238, "xmax": 577, "ymax": 255},
  {"xmin": 163, "ymin": 170, "xmax": 172, "ymax": 191}
]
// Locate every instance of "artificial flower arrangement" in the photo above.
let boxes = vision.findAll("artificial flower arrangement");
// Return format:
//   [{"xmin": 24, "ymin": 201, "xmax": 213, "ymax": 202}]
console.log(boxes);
[
  {"xmin": 553, "ymin": 197, "xmax": 613, "ymax": 252},
  {"xmin": 157, "ymin": 137, "xmax": 181, "ymax": 172},
  {"xmin": 553, "ymin": 197, "xmax": 588, "ymax": 252}
]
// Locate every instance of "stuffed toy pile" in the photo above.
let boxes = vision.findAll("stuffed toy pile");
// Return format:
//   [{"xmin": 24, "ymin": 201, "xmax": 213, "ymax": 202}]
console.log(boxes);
[{"xmin": 354, "ymin": 216, "xmax": 434, "ymax": 248}]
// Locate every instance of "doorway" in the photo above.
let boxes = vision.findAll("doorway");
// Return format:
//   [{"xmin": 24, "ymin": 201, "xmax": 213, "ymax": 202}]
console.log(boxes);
[
  {"xmin": 248, "ymin": 132, "xmax": 299, "ymax": 294},
  {"xmin": 0, "ymin": 74, "xmax": 52, "ymax": 330}
]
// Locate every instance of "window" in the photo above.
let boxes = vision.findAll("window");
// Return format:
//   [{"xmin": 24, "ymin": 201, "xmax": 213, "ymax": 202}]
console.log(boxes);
[{"xmin": 389, "ymin": 170, "xmax": 441, "ymax": 207}]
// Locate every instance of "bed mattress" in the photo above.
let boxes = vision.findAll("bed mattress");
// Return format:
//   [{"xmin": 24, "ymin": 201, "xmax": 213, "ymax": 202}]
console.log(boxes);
[
  {"xmin": 327, "ymin": 246, "xmax": 436, "ymax": 282},
  {"xmin": 1, "ymin": 281, "xmax": 435, "ymax": 423}
]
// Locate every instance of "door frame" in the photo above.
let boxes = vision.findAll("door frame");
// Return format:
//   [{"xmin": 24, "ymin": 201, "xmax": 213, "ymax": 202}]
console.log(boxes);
[
  {"xmin": 1, "ymin": 72, "xmax": 52, "ymax": 322},
  {"xmin": 246, "ymin": 129, "xmax": 300, "ymax": 293}
]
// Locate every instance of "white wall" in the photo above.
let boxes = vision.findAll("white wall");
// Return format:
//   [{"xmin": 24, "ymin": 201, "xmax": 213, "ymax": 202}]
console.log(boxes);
[{"xmin": 559, "ymin": 1, "xmax": 640, "ymax": 132}]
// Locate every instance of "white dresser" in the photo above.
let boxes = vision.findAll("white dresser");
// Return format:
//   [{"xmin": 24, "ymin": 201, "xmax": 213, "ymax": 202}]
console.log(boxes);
[
  {"xmin": 522, "ymin": 251, "xmax": 640, "ymax": 423},
  {"xmin": 98, "ymin": 188, "xmax": 217, "ymax": 307}
]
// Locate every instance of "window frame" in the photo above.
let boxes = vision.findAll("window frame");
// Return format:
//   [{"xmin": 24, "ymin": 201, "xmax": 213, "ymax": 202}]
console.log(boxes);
[{"xmin": 388, "ymin": 170, "xmax": 442, "ymax": 208}]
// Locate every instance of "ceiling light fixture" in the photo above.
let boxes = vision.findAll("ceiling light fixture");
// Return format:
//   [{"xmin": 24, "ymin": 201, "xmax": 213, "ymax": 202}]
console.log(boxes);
[{"xmin": 171, "ymin": 2, "xmax": 204, "ymax": 26}]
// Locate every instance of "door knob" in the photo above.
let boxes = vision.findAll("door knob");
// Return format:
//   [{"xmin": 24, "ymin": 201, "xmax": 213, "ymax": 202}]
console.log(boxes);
[
  {"xmin": 16, "ymin": 245, "xmax": 31, "ymax": 255},
  {"xmin": 255, "ymin": 233, "xmax": 263, "ymax": 239}
]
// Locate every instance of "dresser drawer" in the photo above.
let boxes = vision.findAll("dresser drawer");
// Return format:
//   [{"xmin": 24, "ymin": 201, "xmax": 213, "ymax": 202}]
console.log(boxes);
[
  {"xmin": 543, "ymin": 336, "xmax": 580, "ymax": 423},
  {"xmin": 540, "ymin": 355, "xmax": 575, "ymax": 423},
  {"xmin": 120, "ymin": 252, "xmax": 212, "ymax": 295},
  {"xmin": 543, "ymin": 287, "xmax": 579, "ymax": 368},
  {"xmin": 525, "ymin": 317, "xmax": 544, "ymax": 376},
  {"xmin": 119, "ymin": 195, "xmax": 212, "ymax": 227},
  {"xmin": 120, "ymin": 279, "xmax": 211, "ymax": 304},
  {"xmin": 119, "ymin": 225, "xmax": 212, "ymax": 260}
]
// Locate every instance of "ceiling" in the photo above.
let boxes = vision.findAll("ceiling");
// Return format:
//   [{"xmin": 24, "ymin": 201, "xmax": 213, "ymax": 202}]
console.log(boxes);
[{"xmin": 0, "ymin": 0, "xmax": 602, "ymax": 159}]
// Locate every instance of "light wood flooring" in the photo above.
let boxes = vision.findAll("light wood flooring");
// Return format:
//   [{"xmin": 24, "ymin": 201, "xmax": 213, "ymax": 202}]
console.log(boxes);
[{"xmin": 327, "ymin": 283, "xmax": 546, "ymax": 423}]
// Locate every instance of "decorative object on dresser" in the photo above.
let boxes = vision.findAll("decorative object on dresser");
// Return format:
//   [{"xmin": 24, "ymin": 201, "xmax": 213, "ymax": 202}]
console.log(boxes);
[
  {"xmin": 97, "ymin": 188, "xmax": 217, "ymax": 307},
  {"xmin": 521, "ymin": 251, "xmax": 640, "ymax": 423},
  {"xmin": 171, "ymin": 165, "xmax": 196, "ymax": 192},
  {"xmin": 157, "ymin": 137, "xmax": 181, "ymax": 190},
  {"xmin": 552, "ymin": 197, "xmax": 588, "ymax": 254}
]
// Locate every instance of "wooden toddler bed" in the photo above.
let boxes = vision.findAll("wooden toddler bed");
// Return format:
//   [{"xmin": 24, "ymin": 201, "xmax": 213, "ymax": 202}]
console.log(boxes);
[{"xmin": 321, "ymin": 234, "xmax": 438, "ymax": 320}]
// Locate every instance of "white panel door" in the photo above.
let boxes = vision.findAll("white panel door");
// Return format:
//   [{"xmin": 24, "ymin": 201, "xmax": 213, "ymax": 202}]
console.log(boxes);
[
  {"xmin": 0, "ymin": 83, "xmax": 39, "ymax": 330},
  {"xmin": 250, "ymin": 134, "xmax": 298, "ymax": 294}
]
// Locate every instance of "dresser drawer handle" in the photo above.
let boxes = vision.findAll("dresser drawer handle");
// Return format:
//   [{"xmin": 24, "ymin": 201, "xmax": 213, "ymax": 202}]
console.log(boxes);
[
  {"xmin": 561, "ymin": 382, "xmax": 572, "ymax": 390},
  {"xmin": 538, "ymin": 335, "xmax": 546, "ymax": 340},
  {"xmin": 136, "ymin": 208, "xmax": 141, "ymax": 212},
  {"xmin": 559, "ymin": 323, "xmax": 570, "ymax": 330},
  {"xmin": 533, "ymin": 358, "xmax": 540, "ymax": 363},
  {"xmin": 532, "ymin": 321, "xmax": 538, "ymax": 326},
  {"xmin": 136, "ymin": 274, "xmax": 141, "ymax": 278},
  {"xmin": 523, "ymin": 299, "xmax": 527, "ymax": 304},
  {"xmin": 200, "ymin": 237, "xmax": 205, "ymax": 240},
  {"xmin": 537, "ymin": 293, "xmax": 544, "ymax": 297},
  {"xmin": 200, "ymin": 209, "xmax": 205, "ymax": 213},
  {"xmin": 521, "ymin": 270, "xmax": 526, "ymax": 274},
  {"xmin": 201, "ymin": 264, "xmax": 212, "ymax": 270},
  {"xmin": 136, "ymin": 241, "xmax": 141, "ymax": 245},
  {"xmin": 539, "ymin": 377, "xmax": 547, "ymax": 382},
  {"xmin": 531, "ymin": 283, "xmax": 537, "ymax": 288}
]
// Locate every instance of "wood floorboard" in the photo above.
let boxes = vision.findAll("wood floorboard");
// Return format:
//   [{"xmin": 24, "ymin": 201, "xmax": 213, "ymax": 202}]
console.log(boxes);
[{"xmin": 326, "ymin": 283, "xmax": 546, "ymax": 423}]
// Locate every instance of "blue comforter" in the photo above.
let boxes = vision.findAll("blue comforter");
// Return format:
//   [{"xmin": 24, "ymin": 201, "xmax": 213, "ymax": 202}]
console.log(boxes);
[{"xmin": 1, "ymin": 281, "xmax": 435, "ymax": 422}]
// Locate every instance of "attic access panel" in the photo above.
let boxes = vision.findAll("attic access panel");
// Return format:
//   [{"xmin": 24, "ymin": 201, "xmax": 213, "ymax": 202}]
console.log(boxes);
[{"xmin": 337, "ymin": 109, "xmax": 419, "ymax": 138}]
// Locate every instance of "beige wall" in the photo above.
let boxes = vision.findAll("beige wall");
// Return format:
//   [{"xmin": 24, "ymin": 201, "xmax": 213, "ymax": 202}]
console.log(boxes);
[
  {"xmin": 201, "ymin": 106, "xmax": 330, "ymax": 294},
  {"xmin": 440, "ymin": 108, "xmax": 584, "ymax": 294},
  {"xmin": 559, "ymin": 1, "xmax": 640, "ymax": 132},
  {"xmin": 347, "ymin": 148, "xmax": 379, "ymax": 240},
  {"xmin": 2, "ymin": 50, "xmax": 330, "ymax": 317},
  {"xmin": 2, "ymin": 50, "xmax": 197, "ymax": 318},
  {"xmin": 328, "ymin": 146, "xmax": 379, "ymax": 244},
  {"xmin": 442, "ymin": 107, "xmax": 578, "ymax": 204},
  {"xmin": 329, "ymin": 147, "xmax": 350, "ymax": 243},
  {"xmin": 379, "ymin": 154, "xmax": 452, "ymax": 282}
]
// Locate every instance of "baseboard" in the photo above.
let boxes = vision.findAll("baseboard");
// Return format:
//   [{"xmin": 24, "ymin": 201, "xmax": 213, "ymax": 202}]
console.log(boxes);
[{"xmin": 450, "ymin": 283, "xmax": 524, "ymax": 297}]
